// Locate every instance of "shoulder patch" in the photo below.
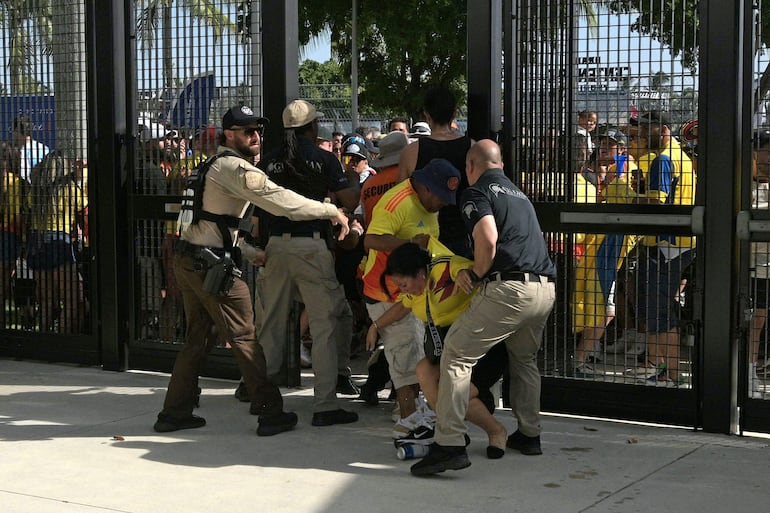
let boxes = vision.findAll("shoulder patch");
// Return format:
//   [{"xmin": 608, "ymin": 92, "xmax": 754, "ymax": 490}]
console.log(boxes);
[
  {"xmin": 244, "ymin": 170, "xmax": 267, "ymax": 191},
  {"xmin": 462, "ymin": 201, "xmax": 478, "ymax": 219}
]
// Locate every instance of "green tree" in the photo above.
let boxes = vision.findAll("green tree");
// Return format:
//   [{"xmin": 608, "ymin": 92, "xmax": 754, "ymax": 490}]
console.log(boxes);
[
  {"xmin": 0, "ymin": 0, "xmax": 52, "ymax": 94},
  {"xmin": 299, "ymin": 59, "xmax": 346, "ymax": 85},
  {"xmin": 298, "ymin": 0, "xmax": 467, "ymax": 120},
  {"xmin": 298, "ymin": 59, "xmax": 353, "ymax": 117},
  {"xmin": 298, "ymin": 1, "xmax": 602, "ymax": 120}
]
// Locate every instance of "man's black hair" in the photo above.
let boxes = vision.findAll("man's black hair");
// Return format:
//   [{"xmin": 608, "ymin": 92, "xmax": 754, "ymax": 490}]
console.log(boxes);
[
  {"xmin": 423, "ymin": 87, "xmax": 456, "ymax": 126},
  {"xmin": 388, "ymin": 117, "xmax": 409, "ymax": 130}
]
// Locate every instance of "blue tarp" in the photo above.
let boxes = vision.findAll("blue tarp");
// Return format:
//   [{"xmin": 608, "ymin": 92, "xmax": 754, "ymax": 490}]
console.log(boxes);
[
  {"xmin": 0, "ymin": 95, "xmax": 56, "ymax": 149},
  {"xmin": 166, "ymin": 72, "xmax": 215, "ymax": 129}
]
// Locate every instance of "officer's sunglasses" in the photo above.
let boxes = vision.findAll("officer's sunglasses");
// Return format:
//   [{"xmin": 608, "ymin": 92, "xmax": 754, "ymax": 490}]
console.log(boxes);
[{"xmin": 229, "ymin": 126, "xmax": 264, "ymax": 137}]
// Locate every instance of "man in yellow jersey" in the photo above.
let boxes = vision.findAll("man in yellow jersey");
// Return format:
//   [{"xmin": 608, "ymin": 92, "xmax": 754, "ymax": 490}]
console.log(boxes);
[
  {"xmin": 632, "ymin": 111, "xmax": 695, "ymax": 385},
  {"xmin": 363, "ymin": 158, "xmax": 461, "ymax": 439}
]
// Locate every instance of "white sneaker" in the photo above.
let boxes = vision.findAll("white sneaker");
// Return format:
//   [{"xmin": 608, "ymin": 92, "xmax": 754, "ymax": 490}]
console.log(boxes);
[
  {"xmin": 392, "ymin": 411, "xmax": 424, "ymax": 439},
  {"xmin": 627, "ymin": 364, "xmax": 664, "ymax": 380}
]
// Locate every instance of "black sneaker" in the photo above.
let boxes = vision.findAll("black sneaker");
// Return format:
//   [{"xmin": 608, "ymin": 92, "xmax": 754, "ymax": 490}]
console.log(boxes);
[
  {"xmin": 394, "ymin": 424, "xmax": 435, "ymax": 447},
  {"xmin": 153, "ymin": 413, "xmax": 206, "ymax": 433},
  {"xmin": 234, "ymin": 381, "xmax": 250, "ymax": 402},
  {"xmin": 410, "ymin": 443, "xmax": 471, "ymax": 476},
  {"xmin": 257, "ymin": 411, "xmax": 298, "ymax": 437},
  {"xmin": 311, "ymin": 408, "xmax": 359, "ymax": 426},
  {"xmin": 336, "ymin": 375, "xmax": 361, "ymax": 396},
  {"xmin": 506, "ymin": 429, "xmax": 542, "ymax": 455}
]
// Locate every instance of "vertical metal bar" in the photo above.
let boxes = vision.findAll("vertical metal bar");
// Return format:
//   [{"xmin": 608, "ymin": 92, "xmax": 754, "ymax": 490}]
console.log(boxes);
[
  {"xmin": 261, "ymin": 0, "xmax": 299, "ymax": 155},
  {"xmin": 698, "ymin": 0, "xmax": 743, "ymax": 433},
  {"xmin": 88, "ymin": 0, "xmax": 131, "ymax": 370},
  {"xmin": 467, "ymin": 0, "xmax": 502, "ymax": 142},
  {"xmin": 502, "ymin": 0, "xmax": 514, "ymax": 176}
]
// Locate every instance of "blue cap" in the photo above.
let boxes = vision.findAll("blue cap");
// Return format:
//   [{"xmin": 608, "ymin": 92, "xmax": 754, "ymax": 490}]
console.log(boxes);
[{"xmin": 411, "ymin": 158, "xmax": 461, "ymax": 205}]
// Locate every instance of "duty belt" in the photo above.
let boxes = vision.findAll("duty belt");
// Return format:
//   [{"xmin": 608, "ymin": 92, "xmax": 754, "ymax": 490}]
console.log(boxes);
[
  {"xmin": 486, "ymin": 271, "xmax": 555, "ymax": 283},
  {"xmin": 174, "ymin": 239, "xmax": 226, "ymax": 258}
]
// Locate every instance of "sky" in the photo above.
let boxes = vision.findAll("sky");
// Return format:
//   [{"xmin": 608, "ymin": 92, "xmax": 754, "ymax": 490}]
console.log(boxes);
[{"xmin": 301, "ymin": 31, "xmax": 332, "ymax": 63}]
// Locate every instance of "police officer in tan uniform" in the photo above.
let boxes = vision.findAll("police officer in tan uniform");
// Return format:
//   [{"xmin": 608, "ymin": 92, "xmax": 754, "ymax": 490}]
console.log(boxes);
[{"xmin": 154, "ymin": 105, "xmax": 349, "ymax": 436}]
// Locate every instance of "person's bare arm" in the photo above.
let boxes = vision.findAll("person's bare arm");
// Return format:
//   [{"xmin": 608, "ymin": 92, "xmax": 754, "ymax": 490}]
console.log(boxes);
[
  {"xmin": 365, "ymin": 302, "xmax": 411, "ymax": 350},
  {"xmin": 398, "ymin": 141, "xmax": 419, "ymax": 181}
]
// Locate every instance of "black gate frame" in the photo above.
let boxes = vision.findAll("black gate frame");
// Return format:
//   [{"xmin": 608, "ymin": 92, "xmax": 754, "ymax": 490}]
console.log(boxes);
[{"xmin": 3, "ymin": 0, "xmax": 769, "ymax": 435}]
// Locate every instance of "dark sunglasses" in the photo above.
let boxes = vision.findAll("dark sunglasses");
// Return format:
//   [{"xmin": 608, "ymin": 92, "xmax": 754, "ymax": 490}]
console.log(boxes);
[{"xmin": 230, "ymin": 126, "xmax": 264, "ymax": 137}]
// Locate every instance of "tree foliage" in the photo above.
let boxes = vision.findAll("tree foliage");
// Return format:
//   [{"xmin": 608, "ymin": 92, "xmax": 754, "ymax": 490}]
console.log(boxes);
[
  {"xmin": 298, "ymin": 0, "xmax": 467, "ymax": 120},
  {"xmin": 607, "ymin": 0, "xmax": 699, "ymax": 71},
  {"xmin": 0, "ymin": 0, "xmax": 52, "ymax": 94},
  {"xmin": 299, "ymin": 59, "xmax": 345, "ymax": 85}
]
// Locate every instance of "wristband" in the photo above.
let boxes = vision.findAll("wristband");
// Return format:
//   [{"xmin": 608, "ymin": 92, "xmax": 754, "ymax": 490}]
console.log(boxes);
[
  {"xmin": 467, "ymin": 269, "xmax": 481, "ymax": 282},
  {"xmin": 371, "ymin": 320, "xmax": 379, "ymax": 330}
]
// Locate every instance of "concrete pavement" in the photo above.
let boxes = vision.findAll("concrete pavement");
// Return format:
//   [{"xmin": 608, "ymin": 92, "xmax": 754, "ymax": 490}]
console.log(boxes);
[{"xmin": 1, "ymin": 358, "xmax": 768, "ymax": 513}]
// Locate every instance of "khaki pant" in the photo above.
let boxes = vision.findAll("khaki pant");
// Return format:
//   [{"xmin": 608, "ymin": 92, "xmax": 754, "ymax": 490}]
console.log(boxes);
[
  {"xmin": 435, "ymin": 277, "xmax": 556, "ymax": 446},
  {"xmin": 160, "ymin": 254, "xmax": 283, "ymax": 419},
  {"xmin": 259, "ymin": 236, "xmax": 352, "ymax": 412}
]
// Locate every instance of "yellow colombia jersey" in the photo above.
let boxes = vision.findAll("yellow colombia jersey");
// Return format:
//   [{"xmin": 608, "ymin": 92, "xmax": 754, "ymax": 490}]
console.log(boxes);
[
  {"xmin": 362, "ymin": 179, "xmax": 439, "ymax": 303},
  {"xmin": 573, "ymin": 172, "xmax": 640, "ymax": 331},
  {"xmin": 642, "ymin": 138, "xmax": 696, "ymax": 249},
  {"xmin": 398, "ymin": 238, "xmax": 476, "ymax": 327},
  {"xmin": 1, "ymin": 172, "xmax": 26, "ymax": 231}
]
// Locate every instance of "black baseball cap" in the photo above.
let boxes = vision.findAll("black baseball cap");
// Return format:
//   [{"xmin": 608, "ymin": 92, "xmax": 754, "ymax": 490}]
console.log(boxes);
[{"xmin": 222, "ymin": 105, "xmax": 269, "ymax": 129}]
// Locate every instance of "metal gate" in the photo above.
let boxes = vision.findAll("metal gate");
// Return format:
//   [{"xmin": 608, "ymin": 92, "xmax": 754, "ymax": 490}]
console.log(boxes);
[
  {"xmin": 0, "ymin": 0, "xmax": 98, "ymax": 362},
  {"xmin": 497, "ymin": 0, "xmax": 770, "ymax": 432},
  {"xmin": 3, "ymin": 0, "xmax": 770, "ymax": 435},
  {"xmin": 737, "ymin": 0, "xmax": 770, "ymax": 432},
  {"xmin": 126, "ymin": 0, "xmax": 266, "ymax": 379}
]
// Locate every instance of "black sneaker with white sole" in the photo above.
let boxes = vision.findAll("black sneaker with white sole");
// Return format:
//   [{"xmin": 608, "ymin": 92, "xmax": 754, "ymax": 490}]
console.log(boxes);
[{"xmin": 394, "ymin": 424, "xmax": 435, "ymax": 447}]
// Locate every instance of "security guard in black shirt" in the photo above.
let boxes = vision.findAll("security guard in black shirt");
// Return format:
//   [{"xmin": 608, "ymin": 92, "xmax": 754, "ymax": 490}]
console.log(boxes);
[{"xmin": 412, "ymin": 139, "xmax": 556, "ymax": 476}]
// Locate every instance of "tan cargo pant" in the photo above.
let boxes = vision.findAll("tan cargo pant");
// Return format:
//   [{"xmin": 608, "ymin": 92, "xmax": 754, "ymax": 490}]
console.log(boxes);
[{"xmin": 435, "ymin": 277, "xmax": 556, "ymax": 447}]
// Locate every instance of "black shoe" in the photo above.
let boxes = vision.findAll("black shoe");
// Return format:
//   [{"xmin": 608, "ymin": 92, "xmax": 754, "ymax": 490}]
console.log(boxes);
[
  {"xmin": 486, "ymin": 446, "xmax": 505, "ymax": 459},
  {"xmin": 410, "ymin": 443, "xmax": 471, "ymax": 476},
  {"xmin": 506, "ymin": 429, "xmax": 542, "ymax": 455},
  {"xmin": 257, "ymin": 411, "xmax": 298, "ymax": 437},
  {"xmin": 234, "ymin": 381, "xmax": 250, "ymax": 402},
  {"xmin": 153, "ymin": 414, "xmax": 206, "ymax": 433},
  {"xmin": 336, "ymin": 375, "xmax": 361, "ymax": 396},
  {"xmin": 358, "ymin": 383, "xmax": 379, "ymax": 406},
  {"xmin": 311, "ymin": 408, "xmax": 359, "ymax": 426}
]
